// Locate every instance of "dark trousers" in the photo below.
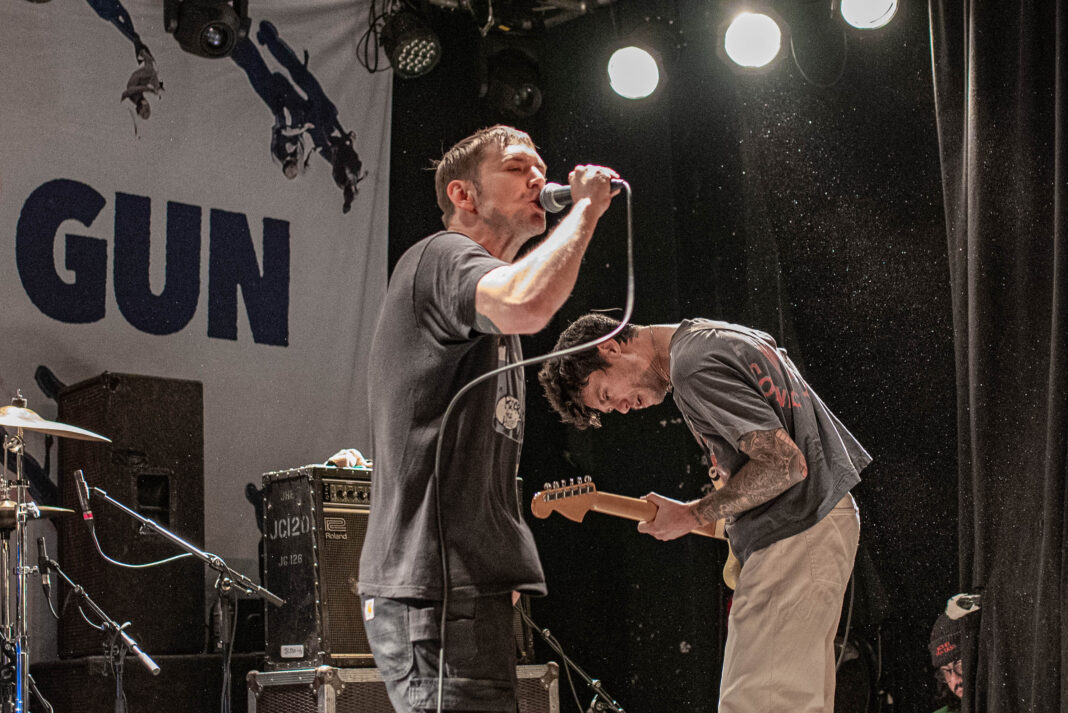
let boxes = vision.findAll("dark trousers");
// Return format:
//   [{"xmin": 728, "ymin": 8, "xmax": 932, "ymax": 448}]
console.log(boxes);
[{"xmin": 361, "ymin": 593, "xmax": 518, "ymax": 712}]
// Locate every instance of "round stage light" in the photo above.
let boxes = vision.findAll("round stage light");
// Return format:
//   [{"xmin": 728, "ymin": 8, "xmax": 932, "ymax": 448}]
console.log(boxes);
[
  {"xmin": 840, "ymin": 0, "xmax": 898, "ymax": 29},
  {"xmin": 723, "ymin": 12, "xmax": 783, "ymax": 68},
  {"xmin": 607, "ymin": 46, "xmax": 661, "ymax": 99}
]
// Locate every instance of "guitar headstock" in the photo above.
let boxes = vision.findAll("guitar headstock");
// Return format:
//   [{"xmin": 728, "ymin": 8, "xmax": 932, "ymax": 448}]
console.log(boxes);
[{"xmin": 530, "ymin": 476, "xmax": 597, "ymax": 523}]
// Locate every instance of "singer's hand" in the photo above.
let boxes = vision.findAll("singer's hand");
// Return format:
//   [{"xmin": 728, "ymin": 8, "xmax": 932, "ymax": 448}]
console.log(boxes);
[{"xmin": 567, "ymin": 164, "xmax": 620, "ymax": 219}]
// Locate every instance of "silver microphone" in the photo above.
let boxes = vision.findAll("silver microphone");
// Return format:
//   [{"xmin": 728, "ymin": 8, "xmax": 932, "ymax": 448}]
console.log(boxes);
[
  {"xmin": 539, "ymin": 180, "xmax": 626, "ymax": 213},
  {"xmin": 37, "ymin": 536, "xmax": 52, "ymax": 592},
  {"xmin": 73, "ymin": 468, "xmax": 94, "ymax": 528}
]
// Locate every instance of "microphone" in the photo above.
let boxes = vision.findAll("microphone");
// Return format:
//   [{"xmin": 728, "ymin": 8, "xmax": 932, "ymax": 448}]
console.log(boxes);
[
  {"xmin": 539, "ymin": 180, "xmax": 625, "ymax": 214},
  {"xmin": 120, "ymin": 628, "xmax": 161, "ymax": 675},
  {"xmin": 73, "ymin": 469, "xmax": 94, "ymax": 527},
  {"xmin": 37, "ymin": 537, "xmax": 52, "ymax": 593}
]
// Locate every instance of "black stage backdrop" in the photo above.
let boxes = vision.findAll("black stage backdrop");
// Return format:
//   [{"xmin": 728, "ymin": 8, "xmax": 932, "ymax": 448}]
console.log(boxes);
[
  {"xmin": 389, "ymin": 1, "xmax": 958, "ymax": 711},
  {"xmin": 931, "ymin": 2, "xmax": 1068, "ymax": 712}
]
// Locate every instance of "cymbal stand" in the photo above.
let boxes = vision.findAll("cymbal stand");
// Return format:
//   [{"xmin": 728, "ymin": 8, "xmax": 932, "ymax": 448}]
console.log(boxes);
[
  {"xmin": 1, "ymin": 394, "xmax": 37, "ymax": 713},
  {"xmin": 516, "ymin": 606, "xmax": 625, "ymax": 713}
]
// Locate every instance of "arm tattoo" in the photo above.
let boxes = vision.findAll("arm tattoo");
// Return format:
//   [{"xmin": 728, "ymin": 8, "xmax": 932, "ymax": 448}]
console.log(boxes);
[{"xmin": 691, "ymin": 428, "xmax": 808, "ymax": 526}]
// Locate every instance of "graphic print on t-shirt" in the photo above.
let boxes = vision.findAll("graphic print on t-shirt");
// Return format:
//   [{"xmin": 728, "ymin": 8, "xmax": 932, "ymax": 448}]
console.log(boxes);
[
  {"xmin": 747, "ymin": 347, "xmax": 810, "ymax": 411},
  {"xmin": 493, "ymin": 337, "xmax": 523, "ymax": 442}
]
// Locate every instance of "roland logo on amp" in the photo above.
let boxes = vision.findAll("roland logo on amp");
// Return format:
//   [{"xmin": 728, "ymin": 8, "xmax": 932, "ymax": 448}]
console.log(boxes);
[{"xmin": 323, "ymin": 516, "xmax": 348, "ymax": 541}]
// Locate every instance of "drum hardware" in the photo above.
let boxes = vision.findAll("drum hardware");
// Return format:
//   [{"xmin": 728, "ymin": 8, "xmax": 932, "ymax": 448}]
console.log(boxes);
[
  {"xmin": 0, "ymin": 391, "xmax": 109, "ymax": 713},
  {"xmin": 0, "ymin": 401, "xmax": 112, "ymax": 443},
  {"xmin": 0, "ymin": 389, "xmax": 283, "ymax": 713}
]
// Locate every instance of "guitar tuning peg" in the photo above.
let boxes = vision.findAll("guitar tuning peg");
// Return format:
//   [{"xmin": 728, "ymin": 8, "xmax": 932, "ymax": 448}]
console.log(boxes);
[
  {"xmin": 542, "ymin": 482, "xmax": 550, "ymax": 490},
  {"xmin": 568, "ymin": 477, "xmax": 575, "ymax": 486},
  {"xmin": 552, "ymin": 480, "xmax": 559, "ymax": 489},
  {"xmin": 583, "ymin": 475, "xmax": 592, "ymax": 483}
]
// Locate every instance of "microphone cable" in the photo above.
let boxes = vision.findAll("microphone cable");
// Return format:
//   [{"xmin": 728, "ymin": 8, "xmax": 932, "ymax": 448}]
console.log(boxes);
[
  {"xmin": 430, "ymin": 181, "xmax": 635, "ymax": 713},
  {"xmin": 85, "ymin": 519, "xmax": 194, "ymax": 569}
]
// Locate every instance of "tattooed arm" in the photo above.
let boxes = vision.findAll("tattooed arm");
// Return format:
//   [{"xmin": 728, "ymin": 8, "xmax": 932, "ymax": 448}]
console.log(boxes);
[{"xmin": 637, "ymin": 428, "xmax": 807, "ymax": 541}]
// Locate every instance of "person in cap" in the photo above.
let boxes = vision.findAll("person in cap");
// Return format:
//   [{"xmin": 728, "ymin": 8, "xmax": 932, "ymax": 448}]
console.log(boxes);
[{"xmin": 929, "ymin": 610, "xmax": 963, "ymax": 712}]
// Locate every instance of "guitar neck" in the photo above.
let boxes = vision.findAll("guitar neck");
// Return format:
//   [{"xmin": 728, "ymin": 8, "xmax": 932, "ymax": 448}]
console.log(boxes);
[{"xmin": 592, "ymin": 492, "xmax": 725, "ymax": 540}]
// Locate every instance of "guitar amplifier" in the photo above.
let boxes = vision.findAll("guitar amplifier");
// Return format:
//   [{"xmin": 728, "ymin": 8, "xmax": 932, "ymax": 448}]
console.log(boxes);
[
  {"xmin": 247, "ymin": 663, "xmax": 560, "ymax": 713},
  {"xmin": 261, "ymin": 466, "xmax": 535, "ymax": 671},
  {"xmin": 262, "ymin": 465, "xmax": 374, "ymax": 669}
]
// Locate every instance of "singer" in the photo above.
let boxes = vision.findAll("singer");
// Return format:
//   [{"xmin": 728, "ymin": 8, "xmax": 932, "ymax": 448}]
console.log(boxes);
[
  {"xmin": 538, "ymin": 314, "xmax": 870, "ymax": 713},
  {"xmin": 358, "ymin": 125, "xmax": 619, "ymax": 713}
]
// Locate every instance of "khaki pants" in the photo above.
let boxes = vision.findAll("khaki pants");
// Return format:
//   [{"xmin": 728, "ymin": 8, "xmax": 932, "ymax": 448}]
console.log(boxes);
[{"xmin": 719, "ymin": 494, "xmax": 860, "ymax": 713}]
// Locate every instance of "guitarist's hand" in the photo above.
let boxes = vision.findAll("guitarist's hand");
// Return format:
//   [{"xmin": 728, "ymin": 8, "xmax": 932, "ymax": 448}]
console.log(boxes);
[{"xmin": 638, "ymin": 493, "xmax": 700, "ymax": 541}]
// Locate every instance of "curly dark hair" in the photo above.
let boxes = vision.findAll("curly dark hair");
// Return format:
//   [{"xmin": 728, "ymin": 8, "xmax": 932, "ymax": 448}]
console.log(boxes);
[{"xmin": 537, "ymin": 313, "xmax": 637, "ymax": 430}]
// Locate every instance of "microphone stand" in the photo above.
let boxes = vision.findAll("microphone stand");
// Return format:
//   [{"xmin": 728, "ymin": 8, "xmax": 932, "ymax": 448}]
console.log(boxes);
[
  {"xmin": 89, "ymin": 485, "xmax": 284, "ymax": 713},
  {"xmin": 516, "ymin": 607, "xmax": 625, "ymax": 713},
  {"xmin": 90, "ymin": 486, "xmax": 284, "ymax": 608},
  {"xmin": 38, "ymin": 553, "xmax": 158, "ymax": 713}
]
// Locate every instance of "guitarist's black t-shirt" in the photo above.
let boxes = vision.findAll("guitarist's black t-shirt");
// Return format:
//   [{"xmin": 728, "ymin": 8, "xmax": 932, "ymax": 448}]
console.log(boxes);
[
  {"xmin": 358, "ymin": 231, "xmax": 546, "ymax": 600},
  {"xmin": 669, "ymin": 319, "xmax": 870, "ymax": 564}
]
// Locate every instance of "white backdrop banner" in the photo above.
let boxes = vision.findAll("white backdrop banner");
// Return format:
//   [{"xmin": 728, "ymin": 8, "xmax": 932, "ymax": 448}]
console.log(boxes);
[{"xmin": 0, "ymin": 0, "xmax": 390, "ymax": 605}]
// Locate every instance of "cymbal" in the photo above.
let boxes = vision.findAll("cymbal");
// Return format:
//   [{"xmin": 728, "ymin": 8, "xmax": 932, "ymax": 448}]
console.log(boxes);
[
  {"xmin": 0, "ymin": 404, "xmax": 110, "ymax": 442},
  {"xmin": 0, "ymin": 501, "xmax": 76, "ymax": 530},
  {"xmin": 34, "ymin": 505, "xmax": 76, "ymax": 519}
]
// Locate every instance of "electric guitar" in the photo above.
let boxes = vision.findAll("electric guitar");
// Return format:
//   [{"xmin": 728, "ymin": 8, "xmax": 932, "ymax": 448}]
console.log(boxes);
[{"xmin": 530, "ymin": 477, "xmax": 741, "ymax": 589}]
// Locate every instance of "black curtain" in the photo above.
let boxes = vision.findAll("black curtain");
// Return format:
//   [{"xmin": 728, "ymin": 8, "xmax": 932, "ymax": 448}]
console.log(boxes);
[{"xmin": 929, "ymin": 2, "xmax": 1068, "ymax": 710}]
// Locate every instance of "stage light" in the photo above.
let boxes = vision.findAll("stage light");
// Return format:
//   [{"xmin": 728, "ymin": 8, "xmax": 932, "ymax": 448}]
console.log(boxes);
[
  {"xmin": 606, "ymin": 23, "xmax": 676, "ymax": 101},
  {"xmin": 721, "ymin": 11, "xmax": 784, "ymax": 69},
  {"xmin": 840, "ymin": 0, "xmax": 898, "ymax": 29},
  {"xmin": 481, "ymin": 46, "xmax": 542, "ymax": 118},
  {"xmin": 380, "ymin": 8, "xmax": 442, "ymax": 79},
  {"xmin": 608, "ymin": 46, "xmax": 661, "ymax": 100},
  {"xmin": 164, "ymin": 0, "xmax": 249, "ymax": 59}
]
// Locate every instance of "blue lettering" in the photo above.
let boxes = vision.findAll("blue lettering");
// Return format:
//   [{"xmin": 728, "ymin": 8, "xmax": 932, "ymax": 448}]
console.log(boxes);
[
  {"xmin": 14, "ymin": 180, "xmax": 290, "ymax": 346},
  {"xmin": 16, "ymin": 179, "xmax": 107, "ymax": 323},
  {"xmin": 114, "ymin": 194, "xmax": 202, "ymax": 335},
  {"xmin": 208, "ymin": 209, "xmax": 290, "ymax": 346}
]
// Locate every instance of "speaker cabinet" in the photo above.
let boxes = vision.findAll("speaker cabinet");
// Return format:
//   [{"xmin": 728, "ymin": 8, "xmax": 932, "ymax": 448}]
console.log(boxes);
[
  {"xmin": 247, "ymin": 663, "xmax": 560, "ymax": 713},
  {"xmin": 262, "ymin": 465, "xmax": 373, "ymax": 669},
  {"xmin": 56, "ymin": 372, "xmax": 205, "ymax": 657}
]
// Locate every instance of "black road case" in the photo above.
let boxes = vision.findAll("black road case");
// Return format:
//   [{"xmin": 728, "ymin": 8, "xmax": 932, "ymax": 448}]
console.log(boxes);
[{"xmin": 247, "ymin": 663, "xmax": 560, "ymax": 713}]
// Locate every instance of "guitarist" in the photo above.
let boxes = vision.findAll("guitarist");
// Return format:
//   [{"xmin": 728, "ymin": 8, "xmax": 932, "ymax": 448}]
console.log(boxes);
[{"xmin": 538, "ymin": 314, "xmax": 869, "ymax": 713}]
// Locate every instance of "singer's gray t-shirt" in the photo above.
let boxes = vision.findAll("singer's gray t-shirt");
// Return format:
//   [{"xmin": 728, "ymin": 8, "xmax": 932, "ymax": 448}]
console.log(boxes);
[
  {"xmin": 359, "ymin": 231, "xmax": 546, "ymax": 600},
  {"xmin": 669, "ymin": 319, "xmax": 870, "ymax": 563}
]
